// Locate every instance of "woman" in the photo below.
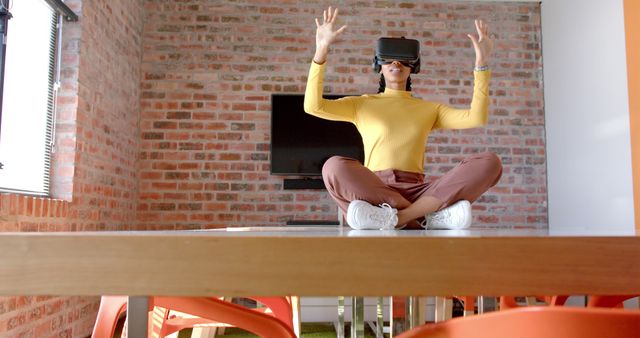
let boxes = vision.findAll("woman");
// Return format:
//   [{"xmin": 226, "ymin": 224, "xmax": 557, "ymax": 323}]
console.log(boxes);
[{"xmin": 304, "ymin": 7, "xmax": 502, "ymax": 230}]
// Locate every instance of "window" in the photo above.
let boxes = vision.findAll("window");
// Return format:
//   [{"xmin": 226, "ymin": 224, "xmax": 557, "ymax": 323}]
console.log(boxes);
[{"xmin": 0, "ymin": 0, "xmax": 76, "ymax": 196}]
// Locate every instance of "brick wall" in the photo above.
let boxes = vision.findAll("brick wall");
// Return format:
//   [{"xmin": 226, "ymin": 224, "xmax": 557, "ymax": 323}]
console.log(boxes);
[
  {"xmin": 139, "ymin": 1, "xmax": 546, "ymax": 229},
  {"xmin": 0, "ymin": 0, "xmax": 144, "ymax": 336},
  {"xmin": 0, "ymin": 0, "xmax": 545, "ymax": 335}
]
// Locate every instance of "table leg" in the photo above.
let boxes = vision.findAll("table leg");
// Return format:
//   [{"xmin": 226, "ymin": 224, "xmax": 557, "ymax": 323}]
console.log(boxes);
[
  {"xmin": 291, "ymin": 296, "xmax": 302, "ymax": 338},
  {"xmin": 351, "ymin": 296, "xmax": 365, "ymax": 338},
  {"xmin": 127, "ymin": 296, "xmax": 149, "ymax": 337},
  {"xmin": 418, "ymin": 297, "xmax": 427, "ymax": 325},
  {"xmin": 335, "ymin": 296, "xmax": 345, "ymax": 338},
  {"xmin": 406, "ymin": 296, "xmax": 420, "ymax": 330},
  {"xmin": 435, "ymin": 297, "xmax": 453, "ymax": 322},
  {"xmin": 375, "ymin": 297, "xmax": 384, "ymax": 338}
]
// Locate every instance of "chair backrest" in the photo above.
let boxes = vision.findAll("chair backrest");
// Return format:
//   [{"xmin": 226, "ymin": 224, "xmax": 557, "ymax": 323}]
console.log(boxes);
[
  {"xmin": 251, "ymin": 296, "xmax": 294, "ymax": 329},
  {"xmin": 92, "ymin": 296, "xmax": 296, "ymax": 338},
  {"xmin": 91, "ymin": 296, "xmax": 128, "ymax": 338},
  {"xmin": 396, "ymin": 306, "xmax": 640, "ymax": 338},
  {"xmin": 152, "ymin": 296, "xmax": 296, "ymax": 338}
]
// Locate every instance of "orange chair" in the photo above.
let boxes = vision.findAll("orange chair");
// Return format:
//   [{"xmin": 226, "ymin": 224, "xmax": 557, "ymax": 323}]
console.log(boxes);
[
  {"xmin": 92, "ymin": 296, "xmax": 128, "ymax": 338},
  {"xmin": 395, "ymin": 306, "xmax": 640, "ymax": 338},
  {"xmin": 92, "ymin": 296, "xmax": 296, "ymax": 338},
  {"xmin": 499, "ymin": 295, "xmax": 569, "ymax": 310},
  {"xmin": 500, "ymin": 295, "xmax": 639, "ymax": 310},
  {"xmin": 158, "ymin": 296, "xmax": 295, "ymax": 337},
  {"xmin": 588, "ymin": 295, "xmax": 637, "ymax": 308}
]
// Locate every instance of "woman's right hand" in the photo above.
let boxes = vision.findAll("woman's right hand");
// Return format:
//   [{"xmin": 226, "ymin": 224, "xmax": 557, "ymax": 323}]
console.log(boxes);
[{"xmin": 313, "ymin": 6, "xmax": 347, "ymax": 64}]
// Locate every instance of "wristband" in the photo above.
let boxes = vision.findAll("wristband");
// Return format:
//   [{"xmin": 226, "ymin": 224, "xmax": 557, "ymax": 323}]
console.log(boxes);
[{"xmin": 474, "ymin": 65, "xmax": 489, "ymax": 72}]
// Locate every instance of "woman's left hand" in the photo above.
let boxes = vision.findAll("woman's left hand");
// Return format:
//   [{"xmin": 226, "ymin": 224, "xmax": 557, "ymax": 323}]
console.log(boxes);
[{"xmin": 467, "ymin": 19, "xmax": 494, "ymax": 68}]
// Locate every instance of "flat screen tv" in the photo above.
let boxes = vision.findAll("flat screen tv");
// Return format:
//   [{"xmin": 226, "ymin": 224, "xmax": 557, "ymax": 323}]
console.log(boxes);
[{"xmin": 270, "ymin": 94, "xmax": 365, "ymax": 176}]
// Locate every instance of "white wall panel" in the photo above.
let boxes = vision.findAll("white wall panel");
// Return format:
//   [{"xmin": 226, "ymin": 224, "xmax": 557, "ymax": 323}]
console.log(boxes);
[{"xmin": 541, "ymin": 0, "xmax": 634, "ymax": 229}]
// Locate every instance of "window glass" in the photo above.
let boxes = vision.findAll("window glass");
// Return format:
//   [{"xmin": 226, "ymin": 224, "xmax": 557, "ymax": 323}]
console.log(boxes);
[{"xmin": 0, "ymin": 0, "xmax": 57, "ymax": 195}]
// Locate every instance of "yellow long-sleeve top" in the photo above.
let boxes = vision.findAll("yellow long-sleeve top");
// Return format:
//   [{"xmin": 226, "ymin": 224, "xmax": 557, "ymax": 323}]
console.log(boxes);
[{"xmin": 303, "ymin": 62, "xmax": 491, "ymax": 174}]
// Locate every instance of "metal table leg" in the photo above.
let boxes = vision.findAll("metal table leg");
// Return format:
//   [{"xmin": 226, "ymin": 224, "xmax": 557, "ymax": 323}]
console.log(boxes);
[
  {"xmin": 366, "ymin": 297, "xmax": 385, "ymax": 338},
  {"xmin": 351, "ymin": 296, "xmax": 365, "ymax": 338},
  {"xmin": 375, "ymin": 297, "xmax": 384, "ymax": 338},
  {"xmin": 406, "ymin": 296, "xmax": 420, "ymax": 330},
  {"xmin": 435, "ymin": 296, "xmax": 453, "ymax": 322},
  {"xmin": 291, "ymin": 296, "xmax": 301, "ymax": 338},
  {"xmin": 127, "ymin": 296, "xmax": 149, "ymax": 337},
  {"xmin": 335, "ymin": 296, "xmax": 345, "ymax": 338}
]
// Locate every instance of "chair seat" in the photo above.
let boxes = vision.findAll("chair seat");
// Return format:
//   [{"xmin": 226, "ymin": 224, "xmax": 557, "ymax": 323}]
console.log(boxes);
[{"xmin": 395, "ymin": 306, "xmax": 640, "ymax": 338}]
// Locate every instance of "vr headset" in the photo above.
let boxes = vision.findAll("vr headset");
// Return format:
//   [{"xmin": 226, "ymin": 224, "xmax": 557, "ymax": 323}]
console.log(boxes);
[{"xmin": 372, "ymin": 37, "xmax": 421, "ymax": 74}]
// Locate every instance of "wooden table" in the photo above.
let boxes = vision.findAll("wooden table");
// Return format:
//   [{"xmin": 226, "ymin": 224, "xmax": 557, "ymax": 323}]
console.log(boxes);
[{"xmin": 1, "ymin": 227, "xmax": 639, "ymax": 336}]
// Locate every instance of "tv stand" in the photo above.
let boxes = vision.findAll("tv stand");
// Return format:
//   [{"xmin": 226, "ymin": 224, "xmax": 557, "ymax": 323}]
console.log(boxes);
[{"xmin": 283, "ymin": 178, "xmax": 326, "ymax": 190}]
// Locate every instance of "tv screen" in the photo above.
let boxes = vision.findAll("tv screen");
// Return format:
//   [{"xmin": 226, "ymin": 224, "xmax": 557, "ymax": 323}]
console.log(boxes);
[{"xmin": 270, "ymin": 94, "xmax": 365, "ymax": 176}]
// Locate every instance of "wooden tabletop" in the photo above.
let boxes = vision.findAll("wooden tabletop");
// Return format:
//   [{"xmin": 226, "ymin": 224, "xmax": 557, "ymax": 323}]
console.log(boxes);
[{"xmin": 0, "ymin": 227, "xmax": 638, "ymax": 297}]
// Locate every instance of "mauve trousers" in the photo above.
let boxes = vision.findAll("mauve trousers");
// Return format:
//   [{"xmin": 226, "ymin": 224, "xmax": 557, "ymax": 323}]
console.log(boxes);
[{"xmin": 322, "ymin": 152, "xmax": 503, "ymax": 227}]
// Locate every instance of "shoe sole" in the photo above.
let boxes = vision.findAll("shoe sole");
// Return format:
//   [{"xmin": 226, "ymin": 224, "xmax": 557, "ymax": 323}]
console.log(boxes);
[
  {"xmin": 457, "ymin": 200, "xmax": 472, "ymax": 229},
  {"xmin": 346, "ymin": 200, "xmax": 364, "ymax": 229}
]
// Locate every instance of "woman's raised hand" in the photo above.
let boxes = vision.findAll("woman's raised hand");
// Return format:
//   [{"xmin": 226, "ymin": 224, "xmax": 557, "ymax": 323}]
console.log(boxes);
[
  {"xmin": 467, "ymin": 19, "xmax": 494, "ymax": 68},
  {"xmin": 313, "ymin": 6, "xmax": 347, "ymax": 64}
]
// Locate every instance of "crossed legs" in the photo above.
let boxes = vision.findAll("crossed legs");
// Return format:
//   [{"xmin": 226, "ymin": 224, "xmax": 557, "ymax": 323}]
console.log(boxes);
[{"xmin": 322, "ymin": 152, "xmax": 503, "ymax": 229}]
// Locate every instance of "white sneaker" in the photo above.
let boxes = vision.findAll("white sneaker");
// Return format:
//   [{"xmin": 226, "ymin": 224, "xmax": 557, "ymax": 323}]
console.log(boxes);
[
  {"xmin": 422, "ymin": 200, "xmax": 472, "ymax": 229},
  {"xmin": 346, "ymin": 200, "xmax": 398, "ymax": 230}
]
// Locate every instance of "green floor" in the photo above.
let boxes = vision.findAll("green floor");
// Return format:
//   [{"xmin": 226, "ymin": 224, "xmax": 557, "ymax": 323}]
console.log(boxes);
[{"xmin": 177, "ymin": 323, "xmax": 385, "ymax": 338}]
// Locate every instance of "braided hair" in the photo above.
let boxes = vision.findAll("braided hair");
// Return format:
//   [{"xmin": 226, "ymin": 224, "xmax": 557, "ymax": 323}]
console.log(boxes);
[{"xmin": 377, "ymin": 74, "xmax": 412, "ymax": 93}]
